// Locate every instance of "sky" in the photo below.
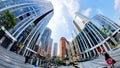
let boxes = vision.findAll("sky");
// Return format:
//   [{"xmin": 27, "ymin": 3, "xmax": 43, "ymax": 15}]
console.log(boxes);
[{"xmin": 47, "ymin": 0, "xmax": 120, "ymax": 44}]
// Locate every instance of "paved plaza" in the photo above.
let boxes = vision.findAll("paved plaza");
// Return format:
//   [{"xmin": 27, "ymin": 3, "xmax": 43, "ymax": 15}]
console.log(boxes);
[
  {"xmin": 0, "ymin": 46, "xmax": 120, "ymax": 68},
  {"xmin": 0, "ymin": 46, "xmax": 38, "ymax": 68},
  {"xmin": 58, "ymin": 46, "xmax": 120, "ymax": 68}
]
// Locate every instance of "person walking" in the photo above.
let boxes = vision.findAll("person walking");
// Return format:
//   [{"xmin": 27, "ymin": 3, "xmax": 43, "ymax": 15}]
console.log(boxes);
[
  {"xmin": 31, "ymin": 54, "xmax": 37, "ymax": 67},
  {"xmin": 102, "ymin": 51, "xmax": 116, "ymax": 68},
  {"xmin": 24, "ymin": 55, "xmax": 30, "ymax": 64}
]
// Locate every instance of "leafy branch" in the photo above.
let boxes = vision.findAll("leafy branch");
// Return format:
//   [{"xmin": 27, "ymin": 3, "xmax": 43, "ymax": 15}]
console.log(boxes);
[{"xmin": 0, "ymin": 10, "xmax": 16, "ymax": 30}]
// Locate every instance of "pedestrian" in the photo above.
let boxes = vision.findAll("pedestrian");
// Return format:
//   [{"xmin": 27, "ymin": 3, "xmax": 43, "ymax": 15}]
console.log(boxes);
[
  {"xmin": 102, "ymin": 51, "xmax": 116, "ymax": 68},
  {"xmin": 31, "ymin": 54, "xmax": 37, "ymax": 67},
  {"xmin": 24, "ymin": 55, "xmax": 30, "ymax": 64}
]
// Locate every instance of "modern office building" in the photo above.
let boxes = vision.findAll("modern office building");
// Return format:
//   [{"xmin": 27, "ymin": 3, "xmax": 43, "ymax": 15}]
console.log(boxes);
[
  {"xmin": 73, "ymin": 13, "xmax": 89, "ymax": 34},
  {"xmin": 47, "ymin": 38, "xmax": 53, "ymax": 57},
  {"xmin": 72, "ymin": 13, "xmax": 120, "ymax": 61},
  {"xmin": 59, "ymin": 37, "xmax": 69, "ymax": 58},
  {"xmin": 52, "ymin": 43, "xmax": 58, "ymax": 57},
  {"xmin": 38, "ymin": 27, "xmax": 52, "ymax": 56},
  {"xmin": 70, "ymin": 39, "xmax": 79, "ymax": 61},
  {"xmin": 0, "ymin": 0, "xmax": 54, "ymax": 56},
  {"xmin": 71, "ymin": 32, "xmax": 81, "ymax": 60}
]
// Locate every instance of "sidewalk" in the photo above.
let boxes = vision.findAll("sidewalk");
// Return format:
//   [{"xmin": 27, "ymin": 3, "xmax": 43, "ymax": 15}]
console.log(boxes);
[
  {"xmin": 89, "ymin": 47, "xmax": 120, "ymax": 68},
  {"xmin": 0, "ymin": 46, "xmax": 39, "ymax": 68},
  {"xmin": 74, "ymin": 47, "xmax": 120, "ymax": 68}
]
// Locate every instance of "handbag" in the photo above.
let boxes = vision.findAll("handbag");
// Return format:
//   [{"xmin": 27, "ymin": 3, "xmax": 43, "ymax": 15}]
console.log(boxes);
[{"xmin": 106, "ymin": 58, "xmax": 116, "ymax": 64}]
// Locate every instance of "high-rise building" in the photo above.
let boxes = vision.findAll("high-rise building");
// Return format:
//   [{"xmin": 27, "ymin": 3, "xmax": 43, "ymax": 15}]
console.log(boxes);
[
  {"xmin": 72, "ymin": 13, "xmax": 120, "ymax": 61},
  {"xmin": 73, "ymin": 13, "xmax": 89, "ymax": 34},
  {"xmin": 0, "ymin": 0, "xmax": 54, "ymax": 56},
  {"xmin": 47, "ymin": 38, "xmax": 53, "ymax": 57},
  {"xmin": 71, "ymin": 32, "xmax": 81, "ymax": 58},
  {"xmin": 37, "ymin": 27, "xmax": 52, "ymax": 56},
  {"xmin": 52, "ymin": 43, "xmax": 58, "ymax": 57},
  {"xmin": 59, "ymin": 37, "xmax": 69, "ymax": 58}
]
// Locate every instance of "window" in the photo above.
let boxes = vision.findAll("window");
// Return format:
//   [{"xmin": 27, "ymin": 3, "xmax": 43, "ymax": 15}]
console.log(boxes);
[
  {"xmin": 26, "ymin": 13, "xmax": 30, "ymax": 16},
  {"xmin": 19, "ymin": 16, "xmax": 23, "ymax": 20}
]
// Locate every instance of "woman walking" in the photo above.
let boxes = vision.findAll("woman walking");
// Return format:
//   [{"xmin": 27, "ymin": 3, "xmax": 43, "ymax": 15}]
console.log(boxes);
[{"xmin": 102, "ymin": 51, "xmax": 116, "ymax": 68}]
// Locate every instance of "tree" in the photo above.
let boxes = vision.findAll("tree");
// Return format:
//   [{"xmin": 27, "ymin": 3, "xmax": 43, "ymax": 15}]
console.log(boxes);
[
  {"xmin": 0, "ymin": 10, "xmax": 16, "ymax": 30},
  {"xmin": 101, "ymin": 25, "xmax": 112, "ymax": 36}
]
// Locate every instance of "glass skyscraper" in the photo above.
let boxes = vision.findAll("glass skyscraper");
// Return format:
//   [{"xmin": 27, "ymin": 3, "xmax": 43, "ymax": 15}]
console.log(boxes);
[
  {"xmin": 72, "ymin": 13, "xmax": 120, "ymax": 61},
  {"xmin": 52, "ymin": 43, "xmax": 58, "ymax": 57},
  {"xmin": 0, "ymin": 0, "xmax": 54, "ymax": 56},
  {"xmin": 47, "ymin": 38, "xmax": 53, "ymax": 57},
  {"xmin": 38, "ymin": 27, "xmax": 52, "ymax": 56}
]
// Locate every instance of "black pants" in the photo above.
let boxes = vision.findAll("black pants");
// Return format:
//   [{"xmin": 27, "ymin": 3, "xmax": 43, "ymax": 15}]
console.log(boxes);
[{"xmin": 25, "ymin": 56, "xmax": 29, "ymax": 63}]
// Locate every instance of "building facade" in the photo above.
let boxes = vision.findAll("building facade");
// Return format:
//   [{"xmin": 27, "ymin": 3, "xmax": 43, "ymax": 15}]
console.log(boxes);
[
  {"xmin": 37, "ymin": 27, "xmax": 52, "ymax": 57},
  {"xmin": 59, "ymin": 37, "xmax": 69, "ymax": 58},
  {"xmin": 52, "ymin": 43, "xmax": 58, "ymax": 57},
  {"xmin": 47, "ymin": 38, "xmax": 53, "ymax": 57},
  {"xmin": 0, "ymin": 0, "xmax": 54, "ymax": 56},
  {"xmin": 72, "ymin": 13, "xmax": 120, "ymax": 61}
]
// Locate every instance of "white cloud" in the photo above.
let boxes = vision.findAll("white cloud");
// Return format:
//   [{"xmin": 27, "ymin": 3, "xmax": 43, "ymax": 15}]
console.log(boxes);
[
  {"xmin": 47, "ymin": 0, "xmax": 80, "ymax": 43},
  {"xmin": 97, "ymin": 9, "xmax": 103, "ymax": 14},
  {"xmin": 114, "ymin": 0, "xmax": 120, "ymax": 10},
  {"xmin": 82, "ymin": 8, "xmax": 92, "ymax": 17},
  {"xmin": 63, "ymin": 0, "xmax": 80, "ymax": 18}
]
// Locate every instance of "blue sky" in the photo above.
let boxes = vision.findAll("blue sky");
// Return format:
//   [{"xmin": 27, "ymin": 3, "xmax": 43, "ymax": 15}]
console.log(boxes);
[{"xmin": 47, "ymin": 0, "xmax": 120, "ymax": 44}]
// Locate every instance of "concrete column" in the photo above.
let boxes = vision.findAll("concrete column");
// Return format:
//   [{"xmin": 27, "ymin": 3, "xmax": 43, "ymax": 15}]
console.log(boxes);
[
  {"xmin": 83, "ymin": 54, "xmax": 86, "ymax": 59},
  {"xmin": 86, "ymin": 52, "xmax": 89, "ymax": 58},
  {"xmin": 93, "ymin": 49, "xmax": 96, "ymax": 57},
  {"xmin": 88, "ymin": 51, "xmax": 92, "ymax": 58}
]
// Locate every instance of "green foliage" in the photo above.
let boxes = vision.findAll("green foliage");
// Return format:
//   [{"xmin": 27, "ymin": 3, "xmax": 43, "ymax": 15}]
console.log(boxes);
[
  {"xmin": 101, "ymin": 25, "xmax": 112, "ymax": 36},
  {"xmin": 0, "ymin": 10, "xmax": 16, "ymax": 30},
  {"xmin": 57, "ymin": 60, "xmax": 64, "ymax": 65},
  {"xmin": 55, "ymin": 60, "xmax": 64, "ymax": 65}
]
